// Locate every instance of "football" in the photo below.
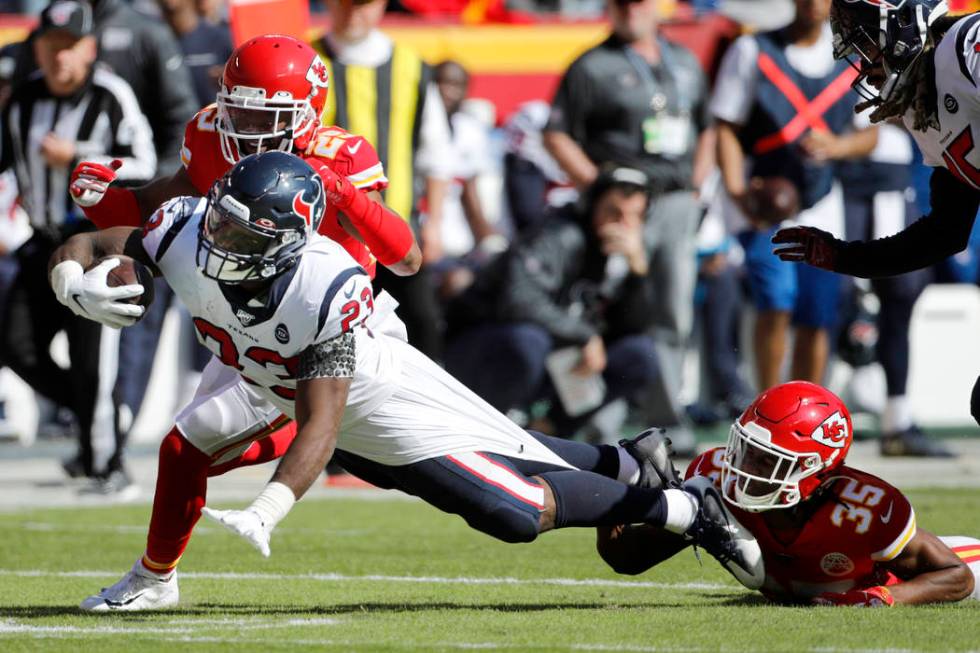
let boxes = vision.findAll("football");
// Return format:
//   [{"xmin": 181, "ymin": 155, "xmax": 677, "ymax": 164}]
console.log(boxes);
[
  {"xmin": 745, "ymin": 176, "xmax": 800, "ymax": 226},
  {"xmin": 95, "ymin": 254, "xmax": 155, "ymax": 315}
]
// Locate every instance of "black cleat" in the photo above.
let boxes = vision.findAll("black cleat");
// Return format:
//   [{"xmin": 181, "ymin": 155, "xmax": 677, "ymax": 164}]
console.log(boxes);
[
  {"xmin": 880, "ymin": 425, "xmax": 956, "ymax": 458},
  {"xmin": 619, "ymin": 427, "xmax": 682, "ymax": 490},
  {"xmin": 683, "ymin": 476, "xmax": 765, "ymax": 590}
]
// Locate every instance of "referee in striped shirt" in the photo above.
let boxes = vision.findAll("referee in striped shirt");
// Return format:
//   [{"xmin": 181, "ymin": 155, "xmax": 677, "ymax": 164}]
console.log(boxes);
[{"xmin": 0, "ymin": 0, "xmax": 156, "ymax": 483}]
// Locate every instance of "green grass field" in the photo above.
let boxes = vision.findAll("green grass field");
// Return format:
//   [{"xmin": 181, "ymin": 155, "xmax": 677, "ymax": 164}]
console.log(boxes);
[{"xmin": 0, "ymin": 487, "xmax": 978, "ymax": 652}]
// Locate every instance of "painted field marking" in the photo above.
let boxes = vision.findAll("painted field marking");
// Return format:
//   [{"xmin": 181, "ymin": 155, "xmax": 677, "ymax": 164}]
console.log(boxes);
[
  {"xmin": 17, "ymin": 522, "xmax": 371, "ymax": 536},
  {"xmin": 0, "ymin": 568, "xmax": 734, "ymax": 591}
]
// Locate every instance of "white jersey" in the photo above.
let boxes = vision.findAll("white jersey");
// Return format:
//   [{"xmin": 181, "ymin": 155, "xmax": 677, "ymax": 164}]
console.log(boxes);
[
  {"xmin": 904, "ymin": 14, "xmax": 980, "ymax": 188},
  {"xmin": 146, "ymin": 196, "xmax": 574, "ymax": 469},
  {"xmin": 141, "ymin": 196, "xmax": 400, "ymax": 426}
]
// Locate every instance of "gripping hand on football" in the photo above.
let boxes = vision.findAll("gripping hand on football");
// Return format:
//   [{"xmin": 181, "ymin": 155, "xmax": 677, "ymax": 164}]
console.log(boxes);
[
  {"xmin": 70, "ymin": 159, "xmax": 122, "ymax": 208},
  {"xmin": 771, "ymin": 226, "xmax": 841, "ymax": 271},
  {"xmin": 201, "ymin": 507, "xmax": 272, "ymax": 558},
  {"xmin": 50, "ymin": 258, "xmax": 144, "ymax": 328},
  {"xmin": 812, "ymin": 586, "xmax": 895, "ymax": 608}
]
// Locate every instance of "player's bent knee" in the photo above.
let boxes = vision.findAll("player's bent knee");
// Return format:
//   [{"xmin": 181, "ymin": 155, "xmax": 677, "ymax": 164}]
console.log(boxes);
[
  {"xmin": 466, "ymin": 503, "xmax": 540, "ymax": 544},
  {"xmin": 159, "ymin": 427, "xmax": 210, "ymax": 467}
]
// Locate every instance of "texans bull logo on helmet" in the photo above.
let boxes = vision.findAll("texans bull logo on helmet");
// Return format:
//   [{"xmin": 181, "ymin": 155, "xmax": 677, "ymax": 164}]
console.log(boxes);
[{"xmin": 292, "ymin": 189, "xmax": 317, "ymax": 226}]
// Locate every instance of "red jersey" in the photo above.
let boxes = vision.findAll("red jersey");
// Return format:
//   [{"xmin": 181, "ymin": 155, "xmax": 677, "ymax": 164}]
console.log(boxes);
[
  {"xmin": 686, "ymin": 448, "xmax": 917, "ymax": 603},
  {"xmin": 180, "ymin": 105, "xmax": 389, "ymax": 277}
]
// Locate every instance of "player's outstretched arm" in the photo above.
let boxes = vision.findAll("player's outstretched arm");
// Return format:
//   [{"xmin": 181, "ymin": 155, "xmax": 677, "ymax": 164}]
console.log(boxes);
[
  {"xmin": 271, "ymin": 373, "xmax": 350, "ymax": 501},
  {"xmin": 203, "ymin": 335, "xmax": 354, "ymax": 557},
  {"xmin": 305, "ymin": 157, "xmax": 422, "ymax": 276},
  {"xmin": 813, "ymin": 529, "xmax": 973, "ymax": 607},
  {"xmin": 71, "ymin": 162, "xmax": 201, "ymax": 230},
  {"xmin": 773, "ymin": 168, "xmax": 980, "ymax": 278},
  {"xmin": 880, "ymin": 529, "xmax": 975, "ymax": 605},
  {"xmin": 596, "ymin": 524, "xmax": 689, "ymax": 576}
]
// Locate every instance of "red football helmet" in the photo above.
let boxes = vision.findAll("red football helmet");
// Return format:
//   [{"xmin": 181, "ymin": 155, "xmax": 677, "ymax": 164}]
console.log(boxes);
[
  {"xmin": 216, "ymin": 35, "xmax": 330, "ymax": 164},
  {"xmin": 721, "ymin": 381, "xmax": 853, "ymax": 512}
]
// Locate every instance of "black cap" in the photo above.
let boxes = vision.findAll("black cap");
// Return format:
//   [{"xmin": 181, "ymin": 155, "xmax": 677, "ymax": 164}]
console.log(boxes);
[{"xmin": 38, "ymin": 0, "xmax": 93, "ymax": 39}]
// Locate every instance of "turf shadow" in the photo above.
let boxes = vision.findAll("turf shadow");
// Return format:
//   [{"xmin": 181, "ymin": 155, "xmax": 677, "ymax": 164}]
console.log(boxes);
[{"xmin": 193, "ymin": 601, "xmax": 699, "ymax": 614}]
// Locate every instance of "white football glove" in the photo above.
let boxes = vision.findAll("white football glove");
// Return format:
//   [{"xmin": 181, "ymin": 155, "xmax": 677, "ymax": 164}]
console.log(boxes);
[
  {"xmin": 201, "ymin": 506, "xmax": 272, "ymax": 558},
  {"xmin": 50, "ymin": 259, "xmax": 144, "ymax": 329}
]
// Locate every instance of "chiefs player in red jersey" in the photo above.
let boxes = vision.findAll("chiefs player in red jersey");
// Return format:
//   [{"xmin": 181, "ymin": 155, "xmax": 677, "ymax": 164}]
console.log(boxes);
[
  {"xmin": 596, "ymin": 382, "xmax": 979, "ymax": 606},
  {"xmin": 69, "ymin": 34, "xmax": 420, "ymax": 280},
  {"xmin": 60, "ymin": 35, "xmax": 419, "ymax": 596}
]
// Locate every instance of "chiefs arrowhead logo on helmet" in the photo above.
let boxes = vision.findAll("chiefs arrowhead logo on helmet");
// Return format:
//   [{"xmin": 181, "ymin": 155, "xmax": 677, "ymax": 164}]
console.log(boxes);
[
  {"xmin": 306, "ymin": 56, "xmax": 329, "ymax": 90},
  {"xmin": 811, "ymin": 411, "xmax": 850, "ymax": 449}
]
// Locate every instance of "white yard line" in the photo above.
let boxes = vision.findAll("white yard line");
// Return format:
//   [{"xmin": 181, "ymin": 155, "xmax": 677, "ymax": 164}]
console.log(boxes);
[
  {"xmin": 17, "ymin": 521, "xmax": 371, "ymax": 536},
  {"xmin": 0, "ymin": 623, "xmax": 943, "ymax": 653},
  {"xmin": 0, "ymin": 617, "xmax": 339, "ymax": 636},
  {"xmin": 0, "ymin": 568, "xmax": 733, "ymax": 591}
]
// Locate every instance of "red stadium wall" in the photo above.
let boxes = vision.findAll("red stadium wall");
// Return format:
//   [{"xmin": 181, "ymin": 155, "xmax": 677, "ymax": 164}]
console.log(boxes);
[{"xmin": 0, "ymin": 12, "xmax": 738, "ymax": 124}]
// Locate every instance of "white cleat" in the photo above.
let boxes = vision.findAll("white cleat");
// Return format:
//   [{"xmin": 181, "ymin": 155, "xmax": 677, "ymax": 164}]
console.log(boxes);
[{"xmin": 80, "ymin": 558, "xmax": 179, "ymax": 612}]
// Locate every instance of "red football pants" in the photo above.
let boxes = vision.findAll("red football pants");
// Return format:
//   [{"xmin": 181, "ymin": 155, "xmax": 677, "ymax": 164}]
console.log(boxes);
[{"xmin": 142, "ymin": 420, "xmax": 298, "ymax": 573}]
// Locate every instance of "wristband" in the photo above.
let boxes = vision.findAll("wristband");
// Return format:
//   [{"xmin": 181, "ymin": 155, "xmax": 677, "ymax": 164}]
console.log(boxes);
[
  {"xmin": 82, "ymin": 186, "xmax": 141, "ymax": 230},
  {"xmin": 248, "ymin": 481, "xmax": 296, "ymax": 529}
]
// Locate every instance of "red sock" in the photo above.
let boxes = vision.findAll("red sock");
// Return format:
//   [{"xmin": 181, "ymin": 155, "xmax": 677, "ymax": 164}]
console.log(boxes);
[
  {"xmin": 207, "ymin": 420, "xmax": 297, "ymax": 477},
  {"xmin": 143, "ymin": 427, "xmax": 211, "ymax": 574}
]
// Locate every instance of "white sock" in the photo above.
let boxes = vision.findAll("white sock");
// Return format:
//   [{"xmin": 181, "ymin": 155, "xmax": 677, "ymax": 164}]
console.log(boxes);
[
  {"xmin": 137, "ymin": 557, "xmax": 174, "ymax": 580},
  {"xmin": 882, "ymin": 395, "xmax": 912, "ymax": 434},
  {"xmin": 616, "ymin": 446, "xmax": 641, "ymax": 485},
  {"xmin": 662, "ymin": 488, "xmax": 699, "ymax": 534}
]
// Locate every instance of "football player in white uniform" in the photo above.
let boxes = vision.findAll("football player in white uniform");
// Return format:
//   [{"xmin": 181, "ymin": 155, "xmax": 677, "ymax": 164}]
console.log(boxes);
[
  {"xmin": 48, "ymin": 151, "xmax": 764, "ymax": 611},
  {"xmin": 771, "ymin": 0, "xmax": 980, "ymax": 424}
]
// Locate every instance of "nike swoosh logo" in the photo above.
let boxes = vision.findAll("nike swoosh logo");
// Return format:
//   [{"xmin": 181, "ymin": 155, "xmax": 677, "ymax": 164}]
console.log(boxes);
[
  {"xmin": 880, "ymin": 501, "xmax": 894, "ymax": 524},
  {"xmin": 70, "ymin": 293, "xmax": 89, "ymax": 314},
  {"xmin": 104, "ymin": 591, "xmax": 145, "ymax": 608},
  {"xmin": 343, "ymin": 281, "xmax": 356, "ymax": 299},
  {"xmin": 348, "ymin": 140, "xmax": 363, "ymax": 155}
]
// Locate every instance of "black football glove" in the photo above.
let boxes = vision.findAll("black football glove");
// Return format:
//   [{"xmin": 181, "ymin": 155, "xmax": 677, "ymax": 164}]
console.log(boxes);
[{"xmin": 771, "ymin": 226, "xmax": 841, "ymax": 271}]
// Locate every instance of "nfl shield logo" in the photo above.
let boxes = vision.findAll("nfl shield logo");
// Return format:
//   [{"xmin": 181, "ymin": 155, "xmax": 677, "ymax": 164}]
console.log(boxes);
[{"xmin": 275, "ymin": 323, "xmax": 290, "ymax": 344}]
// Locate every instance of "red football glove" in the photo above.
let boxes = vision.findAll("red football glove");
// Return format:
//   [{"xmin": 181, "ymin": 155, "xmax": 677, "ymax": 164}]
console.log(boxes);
[
  {"xmin": 771, "ymin": 226, "xmax": 841, "ymax": 271},
  {"xmin": 70, "ymin": 159, "xmax": 122, "ymax": 208},
  {"xmin": 812, "ymin": 586, "xmax": 895, "ymax": 608}
]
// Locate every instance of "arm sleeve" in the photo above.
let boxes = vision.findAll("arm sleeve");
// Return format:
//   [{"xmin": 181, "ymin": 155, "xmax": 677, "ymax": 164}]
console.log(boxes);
[
  {"xmin": 297, "ymin": 331, "xmax": 356, "ymax": 381},
  {"xmin": 497, "ymin": 225, "xmax": 597, "ymax": 345},
  {"xmin": 834, "ymin": 167, "xmax": 980, "ymax": 277},
  {"xmin": 709, "ymin": 36, "xmax": 760, "ymax": 126}
]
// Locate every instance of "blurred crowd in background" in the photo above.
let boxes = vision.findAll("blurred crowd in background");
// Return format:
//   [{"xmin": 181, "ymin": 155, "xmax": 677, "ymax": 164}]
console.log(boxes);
[{"xmin": 0, "ymin": 0, "xmax": 977, "ymax": 500}]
